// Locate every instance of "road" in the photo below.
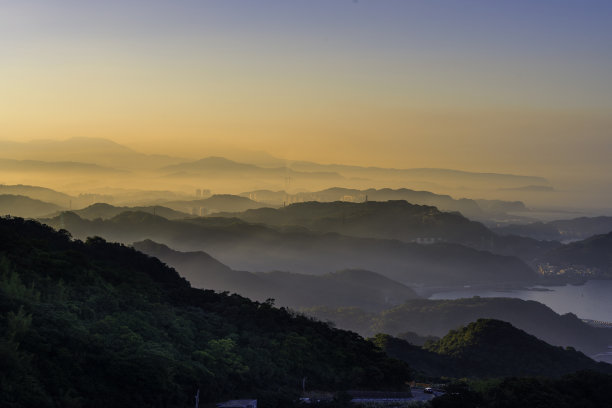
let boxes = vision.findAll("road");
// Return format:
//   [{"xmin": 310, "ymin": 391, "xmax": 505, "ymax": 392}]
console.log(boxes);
[{"xmin": 410, "ymin": 388, "xmax": 441, "ymax": 402}]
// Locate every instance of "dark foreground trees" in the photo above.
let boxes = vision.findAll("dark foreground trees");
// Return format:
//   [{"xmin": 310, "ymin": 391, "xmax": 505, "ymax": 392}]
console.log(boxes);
[{"xmin": 0, "ymin": 217, "xmax": 410, "ymax": 408}]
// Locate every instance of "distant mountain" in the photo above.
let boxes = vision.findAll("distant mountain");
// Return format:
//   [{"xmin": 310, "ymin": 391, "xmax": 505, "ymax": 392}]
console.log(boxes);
[
  {"xmin": 0, "ymin": 194, "xmax": 62, "ymax": 218},
  {"xmin": 65, "ymin": 203, "xmax": 191, "ymax": 220},
  {"xmin": 0, "ymin": 216, "xmax": 410, "ymax": 406},
  {"xmin": 285, "ymin": 161, "xmax": 549, "ymax": 188},
  {"xmin": 0, "ymin": 184, "xmax": 196, "ymax": 209},
  {"xmin": 0, "ymin": 184, "xmax": 74, "ymax": 207},
  {"xmin": 499, "ymin": 185, "xmax": 555, "ymax": 192},
  {"xmin": 242, "ymin": 187, "xmax": 485, "ymax": 217},
  {"xmin": 0, "ymin": 137, "xmax": 184, "ymax": 169},
  {"xmin": 304, "ymin": 297, "xmax": 612, "ymax": 356},
  {"xmin": 537, "ymin": 231, "xmax": 612, "ymax": 279},
  {"xmin": 0, "ymin": 158, "xmax": 123, "ymax": 173},
  {"xmin": 474, "ymin": 199, "xmax": 528, "ymax": 213},
  {"xmin": 40, "ymin": 211, "xmax": 536, "ymax": 288},
  {"xmin": 133, "ymin": 240, "xmax": 419, "ymax": 311},
  {"xmin": 218, "ymin": 200, "xmax": 490, "ymax": 240},
  {"xmin": 162, "ymin": 156, "xmax": 261, "ymax": 173},
  {"xmin": 551, "ymin": 217, "xmax": 612, "ymax": 240},
  {"xmin": 494, "ymin": 216, "xmax": 612, "ymax": 241},
  {"xmin": 162, "ymin": 194, "xmax": 269, "ymax": 214},
  {"xmin": 215, "ymin": 200, "xmax": 560, "ymax": 262},
  {"xmin": 161, "ymin": 156, "xmax": 344, "ymax": 181},
  {"xmin": 242, "ymin": 187, "xmax": 533, "ymax": 220},
  {"xmin": 374, "ymin": 319, "xmax": 612, "ymax": 379}
]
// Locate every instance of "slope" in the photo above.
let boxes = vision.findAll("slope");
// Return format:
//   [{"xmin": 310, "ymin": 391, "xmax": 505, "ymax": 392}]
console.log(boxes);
[
  {"xmin": 372, "ymin": 318, "xmax": 612, "ymax": 379},
  {"xmin": 0, "ymin": 216, "xmax": 410, "ymax": 407}
]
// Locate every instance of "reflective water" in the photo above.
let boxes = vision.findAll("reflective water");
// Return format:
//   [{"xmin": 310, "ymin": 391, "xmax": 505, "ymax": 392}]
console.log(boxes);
[{"xmin": 429, "ymin": 279, "xmax": 612, "ymax": 322}]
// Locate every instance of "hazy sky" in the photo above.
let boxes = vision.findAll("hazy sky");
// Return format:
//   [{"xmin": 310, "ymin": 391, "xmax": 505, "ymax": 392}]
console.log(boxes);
[{"xmin": 1, "ymin": 0, "xmax": 612, "ymax": 176}]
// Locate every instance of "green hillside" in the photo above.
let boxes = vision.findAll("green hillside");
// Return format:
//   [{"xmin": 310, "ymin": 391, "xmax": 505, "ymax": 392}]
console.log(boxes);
[
  {"xmin": 0, "ymin": 217, "xmax": 410, "ymax": 407},
  {"xmin": 423, "ymin": 319, "xmax": 611, "ymax": 377},
  {"xmin": 371, "ymin": 318, "xmax": 612, "ymax": 379}
]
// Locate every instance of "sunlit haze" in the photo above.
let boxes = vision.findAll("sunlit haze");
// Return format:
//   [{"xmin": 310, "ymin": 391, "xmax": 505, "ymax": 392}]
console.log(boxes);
[{"xmin": 1, "ymin": 1, "xmax": 612, "ymax": 209}]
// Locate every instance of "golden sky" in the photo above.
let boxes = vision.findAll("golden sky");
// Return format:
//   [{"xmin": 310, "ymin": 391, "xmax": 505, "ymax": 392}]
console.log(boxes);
[{"xmin": 1, "ymin": 1, "xmax": 611, "ymax": 178}]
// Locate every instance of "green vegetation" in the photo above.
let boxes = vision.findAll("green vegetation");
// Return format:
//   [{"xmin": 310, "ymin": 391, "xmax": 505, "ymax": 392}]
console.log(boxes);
[
  {"xmin": 371, "ymin": 319, "xmax": 611, "ymax": 380},
  {"xmin": 0, "ymin": 217, "xmax": 410, "ymax": 407},
  {"xmin": 305, "ymin": 298, "xmax": 612, "ymax": 356},
  {"xmin": 424, "ymin": 319, "xmax": 611, "ymax": 377}
]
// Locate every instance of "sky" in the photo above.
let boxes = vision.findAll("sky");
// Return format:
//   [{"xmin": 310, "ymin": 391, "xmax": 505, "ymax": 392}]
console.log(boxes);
[{"xmin": 1, "ymin": 0, "xmax": 612, "ymax": 178}]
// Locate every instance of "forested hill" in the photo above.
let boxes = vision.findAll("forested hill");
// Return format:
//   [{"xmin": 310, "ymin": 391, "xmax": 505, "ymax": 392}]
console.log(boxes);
[
  {"xmin": 0, "ymin": 217, "xmax": 410, "ymax": 408},
  {"xmin": 372, "ymin": 318, "xmax": 612, "ymax": 379},
  {"xmin": 424, "ymin": 319, "xmax": 611, "ymax": 377}
]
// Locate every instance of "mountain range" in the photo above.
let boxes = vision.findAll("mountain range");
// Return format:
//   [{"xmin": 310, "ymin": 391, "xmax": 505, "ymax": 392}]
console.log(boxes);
[
  {"xmin": 213, "ymin": 200, "xmax": 560, "ymax": 262},
  {"xmin": 40, "ymin": 210, "xmax": 536, "ymax": 287},
  {"xmin": 133, "ymin": 239, "xmax": 419, "ymax": 311},
  {"xmin": 0, "ymin": 137, "xmax": 558, "ymax": 210}
]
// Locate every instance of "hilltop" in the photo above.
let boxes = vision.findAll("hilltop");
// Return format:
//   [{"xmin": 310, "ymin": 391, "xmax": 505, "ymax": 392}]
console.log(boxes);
[{"xmin": 373, "ymin": 318, "xmax": 612, "ymax": 378}]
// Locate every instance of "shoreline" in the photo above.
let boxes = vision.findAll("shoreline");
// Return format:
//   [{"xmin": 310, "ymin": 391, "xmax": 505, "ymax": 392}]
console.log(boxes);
[{"xmin": 414, "ymin": 277, "xmax": 612, "ymax": 298}]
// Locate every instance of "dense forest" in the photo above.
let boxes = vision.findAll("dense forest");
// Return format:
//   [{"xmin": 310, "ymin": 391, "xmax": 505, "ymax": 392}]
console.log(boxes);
[{"xmin": 0, "ymin": 217, "xmax": 410, "ymax": 407}]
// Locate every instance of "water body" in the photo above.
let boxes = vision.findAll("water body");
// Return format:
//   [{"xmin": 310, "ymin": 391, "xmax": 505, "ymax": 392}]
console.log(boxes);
[{"xmin": 429, "ymin": 279, "xmax": 612, "ymax": 322}]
